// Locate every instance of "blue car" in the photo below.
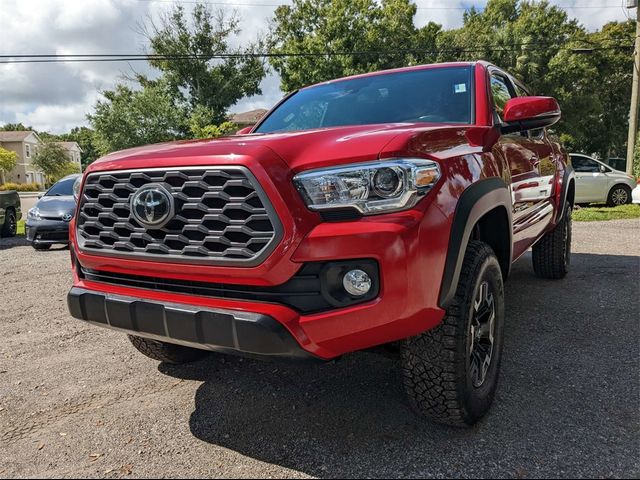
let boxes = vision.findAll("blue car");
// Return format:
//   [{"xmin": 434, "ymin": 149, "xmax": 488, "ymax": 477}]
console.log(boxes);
[{"xmin": 26, "ymin": 174, "xmax": 81, "ymax": 250}]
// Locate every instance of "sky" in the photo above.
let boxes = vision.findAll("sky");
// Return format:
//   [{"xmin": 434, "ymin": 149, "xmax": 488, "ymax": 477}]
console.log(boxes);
[{"xmin": 0, "ymin": 0, "xmax": 635, "ymax": 134}]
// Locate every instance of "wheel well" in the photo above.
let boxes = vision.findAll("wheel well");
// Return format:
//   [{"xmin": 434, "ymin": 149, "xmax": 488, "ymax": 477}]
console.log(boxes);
[
  {"xmin": 472, "ymin": 206, "xmax": 510, "ymax": 279},
  {"xmin": 609, "ymin": 183, "xmax": 632, "ymax": 194}
]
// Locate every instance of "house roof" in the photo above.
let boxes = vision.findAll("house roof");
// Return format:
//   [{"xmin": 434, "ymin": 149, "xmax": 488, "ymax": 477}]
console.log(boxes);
[
  {"xmin": 56, "ymin": 141, "xmax": 82, "ymax": 151},
  {"xmin": 231, "ymin": 109, "xmax": 268, "ymax": 125},
  {"xmin": 0, "ymin": 131, "xmax": 36, "ymax": 142}
]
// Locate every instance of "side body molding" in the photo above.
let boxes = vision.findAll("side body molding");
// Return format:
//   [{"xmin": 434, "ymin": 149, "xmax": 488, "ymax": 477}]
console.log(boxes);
[{"xmin": 439, "ymin": 177, "xmax": 513, "ymax": 308}]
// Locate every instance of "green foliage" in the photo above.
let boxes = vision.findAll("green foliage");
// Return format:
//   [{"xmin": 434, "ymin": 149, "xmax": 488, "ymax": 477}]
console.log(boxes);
[
  {"xmin": 573, "ymin": 204, "xmax": 640, "ymax": 222},
  {"xmin": 269, "ymin": 0, "xmax": 422, "ymax": 91},
  {"xmin": 0, "ymin": 182, "xmax": 42, "ymax": 192},
  {"xmin": 89, "ymin": 81, "xmax": 189, "ymax": 156},
  {"xmin": 188, "ymin": 105, "xmax": 237, "ymax": 138},
  {"xmin": 0, "ymin": 123, "xmax": 32, "ymax": 131},
  {"xmin": 0, "ymin": 147, "xmax": 18, "ymax": 174},
  {"xmin": 144, "ymin": 4, "xmax": 265, "ymax": 124},
  {"xmin": 32, "ymin": 141, "xmax": 78, "ymax": 184}
]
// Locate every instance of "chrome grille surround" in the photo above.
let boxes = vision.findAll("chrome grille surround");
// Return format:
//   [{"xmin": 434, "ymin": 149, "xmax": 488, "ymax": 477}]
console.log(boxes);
[{"xmin": 76, "ymin": 166, "xmax": 283, "ymax": 266}]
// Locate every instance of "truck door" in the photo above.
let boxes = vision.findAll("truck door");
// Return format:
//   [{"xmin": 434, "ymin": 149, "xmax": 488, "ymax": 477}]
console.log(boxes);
[{"xmin": 489, "ymin": 71, "xmax": 556, "ymax": 260}]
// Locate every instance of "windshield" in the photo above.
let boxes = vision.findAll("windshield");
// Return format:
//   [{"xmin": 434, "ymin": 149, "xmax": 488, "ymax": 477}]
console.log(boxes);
[
  {"xmin": 255, "ymin": 66, "xmax": 473, "ymax": 134},
  {"xmin": 46, "ymin": 177, "xmax": 76, "ymax": 196}
]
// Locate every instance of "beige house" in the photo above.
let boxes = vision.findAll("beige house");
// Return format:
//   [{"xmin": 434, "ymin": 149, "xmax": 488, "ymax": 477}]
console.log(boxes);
[
  {"xmin": 0, "ymin": 131, "xmax": 46, "ymax": 186},
  {"xmin": 56, "ymin": 141, "xmax": 83, "ymax": 168},
  {"xmin": 231, "ymin": 109, "xmax": 268, "ymax": 128}
]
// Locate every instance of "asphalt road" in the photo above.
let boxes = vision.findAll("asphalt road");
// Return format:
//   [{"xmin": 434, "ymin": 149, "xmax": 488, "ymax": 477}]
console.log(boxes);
[{"xmin": 0, "ymin": 219, "xmax": 638, "ymax": 478}]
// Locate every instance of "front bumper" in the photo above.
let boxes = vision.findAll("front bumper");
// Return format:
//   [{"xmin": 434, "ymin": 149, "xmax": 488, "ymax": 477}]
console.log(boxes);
[
  {"xmin": 26, "ymin": 219, "xmax": 70, "ymax": 245},
  {"xmin": 68, "ymin": 287, "xmax": 317, "ymax": 360}
]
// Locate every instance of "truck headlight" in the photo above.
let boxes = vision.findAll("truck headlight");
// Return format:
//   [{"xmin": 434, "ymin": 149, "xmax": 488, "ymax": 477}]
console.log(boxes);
[
  {"xmin": 293, "ymin": 159, "xmax": 440, "ymax": 215},
  {"xmin": 28, "ymin": 207, "xmax": 41, "ymax": 220}
]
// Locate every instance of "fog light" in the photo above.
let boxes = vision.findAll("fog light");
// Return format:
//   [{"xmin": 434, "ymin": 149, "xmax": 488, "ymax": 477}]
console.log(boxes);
[{"xmin": 342, "ymin": 269, "xmax": 372, "ymax": 296}]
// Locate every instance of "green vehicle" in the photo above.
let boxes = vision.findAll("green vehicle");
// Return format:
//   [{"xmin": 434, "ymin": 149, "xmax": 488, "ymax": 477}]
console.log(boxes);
[{"xmin": 0, "ymin": 190, "xmax": 22, "ymax": 237}]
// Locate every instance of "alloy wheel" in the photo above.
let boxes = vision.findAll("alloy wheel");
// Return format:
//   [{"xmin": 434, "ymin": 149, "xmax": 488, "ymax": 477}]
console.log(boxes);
[
  {"xmin": 611, "ymin": 188, "xmax": 628, "ymax": 206},
  {"xmin": 469, "ymin": 281, "xmax": 496, "ymax": 388}
]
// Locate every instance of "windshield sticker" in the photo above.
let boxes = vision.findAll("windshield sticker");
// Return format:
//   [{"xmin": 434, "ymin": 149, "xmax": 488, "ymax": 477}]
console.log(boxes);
[{"xmin": 454, "ymin": 83, "xmax": 467, "ymax": 94}]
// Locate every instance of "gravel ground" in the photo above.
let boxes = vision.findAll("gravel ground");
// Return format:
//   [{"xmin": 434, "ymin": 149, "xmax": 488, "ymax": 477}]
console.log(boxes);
[{"xmin": 0, "ymin": 219, "xmax": 638, "ymax": 479}]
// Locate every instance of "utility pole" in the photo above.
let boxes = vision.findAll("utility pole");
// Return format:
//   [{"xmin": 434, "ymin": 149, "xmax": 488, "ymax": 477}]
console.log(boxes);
[{"xmin": 626, "ymin": 1, "xmax": 639, "ymax": 175}]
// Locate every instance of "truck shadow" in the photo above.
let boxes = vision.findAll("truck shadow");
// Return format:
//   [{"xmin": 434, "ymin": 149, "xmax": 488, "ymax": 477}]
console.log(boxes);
[
  {"xmin": 159, "ymin": 252, "xmax": 640, "ymax": 478},
  {"xmin": 0, "ymin": 236, "xmax": 30, "ymax": 250}
]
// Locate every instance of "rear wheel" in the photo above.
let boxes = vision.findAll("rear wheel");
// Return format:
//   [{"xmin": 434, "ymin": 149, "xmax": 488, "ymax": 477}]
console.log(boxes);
[
  {"xmin": 532, "ymin": 202, "xmax": 572, "ymax": 279},
  {"xmin": 607, "ymin": 185, "xmax": 631, "ymax": 207},
  {"xmin": 1, "ymin": 209, "xmax": 17, "ymax": 237},
  {"xmin": 128, "ymin": 335, "xmax": 208, "ymax": 364},
  {"xmin": 401, "ymin": 241, "xmax": 505, "ymax": 427}
]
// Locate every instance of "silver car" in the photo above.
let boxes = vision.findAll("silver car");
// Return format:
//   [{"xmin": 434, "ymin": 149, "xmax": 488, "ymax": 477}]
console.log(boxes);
[
  {"xmin": 26, "ymin": 174, "xmax": 81, "ymax": 250},
  {"xmin": 569, "ymin": 154, "xmax": 636, "ymax": 207}
]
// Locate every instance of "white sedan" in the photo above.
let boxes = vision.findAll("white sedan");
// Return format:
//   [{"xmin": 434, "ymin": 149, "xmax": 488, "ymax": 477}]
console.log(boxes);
[{"xmin": 569, "ymin": 154, "xmax": 637, "ymax": 207}]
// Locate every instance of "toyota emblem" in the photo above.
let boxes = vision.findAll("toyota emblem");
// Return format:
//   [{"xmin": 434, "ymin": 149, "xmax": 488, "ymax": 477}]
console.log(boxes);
[{"xmin": 130, "ymin": 184, "xmax": 174, "ymax": 229}]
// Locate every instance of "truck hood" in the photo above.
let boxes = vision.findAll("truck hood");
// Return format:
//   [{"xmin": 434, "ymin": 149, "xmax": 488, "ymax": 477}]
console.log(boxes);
[{"xmin": 87, "ymin": 123, "xmax": 478, "ymax": 174}]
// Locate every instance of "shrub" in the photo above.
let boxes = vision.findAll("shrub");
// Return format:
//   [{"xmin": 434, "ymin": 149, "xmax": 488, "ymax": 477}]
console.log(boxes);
[{"xmin": 0, "ymin": 182, "xmax": 43, "ymax": 192}]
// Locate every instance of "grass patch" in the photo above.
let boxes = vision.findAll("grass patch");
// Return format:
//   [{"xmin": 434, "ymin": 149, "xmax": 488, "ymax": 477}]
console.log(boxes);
[
  {"xmin": 17, "ymin": 219, "xmax": 25, "ymax": 236},
  {"xmin": 573, "ymin": 203, "xmax": 640, "ymax": 222}
]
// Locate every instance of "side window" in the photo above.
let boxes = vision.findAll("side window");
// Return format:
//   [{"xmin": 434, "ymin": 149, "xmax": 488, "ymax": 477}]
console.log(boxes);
[
  {"xmin": 25, "ymin": 144, "xmax": 31, "ymax": 158},
  {"xmin": 490, "ymin": 74, "xmax": 515, "ymax": 123},
  {"xmin": 570, "ymin": 156, "xmax": 600, "ymax": 173}
]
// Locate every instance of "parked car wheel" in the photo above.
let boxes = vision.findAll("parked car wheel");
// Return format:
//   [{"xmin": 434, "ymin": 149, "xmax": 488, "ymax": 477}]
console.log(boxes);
[
  {"xmin": 401, "ymin": 240, "xmax": 505, "ymax": 427},
  {"xmin": 1, "ymin": 209, "xmax": 17, "ymax": 238},
  {"xmin": 128, "ymin": 335, "xmax": 209, "ymax": 364},
  {"xmin": 607, "ymin": 184, "xmax": 632, "ymax": 207},
  {"xmin": 532, "ymin": 202, "xmax": 572, "ymax": 279}
]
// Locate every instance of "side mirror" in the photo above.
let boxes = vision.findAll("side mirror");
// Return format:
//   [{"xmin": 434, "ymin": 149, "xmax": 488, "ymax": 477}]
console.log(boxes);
[
  {"xmin": 501, "ymin": 96, "xmax": 561, "ymax": 134},
  {"xmin": 236, "ymin": 126, "xmax": 253, "ymax": 135}
]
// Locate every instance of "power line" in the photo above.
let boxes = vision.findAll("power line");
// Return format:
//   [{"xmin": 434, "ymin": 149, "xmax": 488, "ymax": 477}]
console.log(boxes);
[
  {"xmin": 0, "ymin": 44, "xmax": 632, "ymax": 64},
  {"xmin": 129, "ymin": 0, "xmax": 632, "ymax": 9}
]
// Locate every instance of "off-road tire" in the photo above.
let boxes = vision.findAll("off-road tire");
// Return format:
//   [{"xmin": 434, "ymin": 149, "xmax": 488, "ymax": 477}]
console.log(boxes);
[
  {"xmin": 1, "ymin": 209, "xmax": 17, "ymax": 237},
  {"xmin": 532, "ymin": 202, "xmax": 572, "ymax": 279},
  {"xmin": 606, "ymin": 184, "xmax": 631, "ymax": 207},
  {"xmin": 401, "ymin": 241, "xmax": 505, "ymax": 427},
  {"xmin": 128, "ymin": 335, "xmax": 208, "ymax": 364}
]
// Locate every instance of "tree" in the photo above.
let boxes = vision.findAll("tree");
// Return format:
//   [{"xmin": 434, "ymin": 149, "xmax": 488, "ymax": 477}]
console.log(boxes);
[
  {"xmin": 142, "ymin": 4, "xmax": 266, "ymax": 124},
  {"xmin": 0, "ymin": 147, "xmax": 18, "ymax": 184},
  {"xmin": 88, "ymin": 80, "xmax": 189, "ymax": 156},
  {"xmin": 268, "ymin": 0, "xmax": 421, "ymax": 91},
  {"xmin": 32, "ymin": 141, "xmax": 79, "ymax": 184},
  {"xmin": 0, "ymin": 123, "xmax": 32, "ymax": 131}
]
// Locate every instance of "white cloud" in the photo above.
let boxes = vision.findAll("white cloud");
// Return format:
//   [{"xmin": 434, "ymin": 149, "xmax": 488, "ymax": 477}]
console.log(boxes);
[{"xmin": 0, "ymin": 0, "xmax": 633, "ymax": 133}]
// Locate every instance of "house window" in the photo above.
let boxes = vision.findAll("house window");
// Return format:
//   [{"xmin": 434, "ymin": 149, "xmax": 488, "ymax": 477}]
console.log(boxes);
[{"xmin": 25, "ymin": 144, "xmax": 31, "ymax": 158}]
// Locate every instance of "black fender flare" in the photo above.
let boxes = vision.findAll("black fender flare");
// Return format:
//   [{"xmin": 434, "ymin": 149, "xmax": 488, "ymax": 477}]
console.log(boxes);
[
  {"xmin": 557, "ymin": 165, "xmax": 575, "ymax": 221},
  {"xmin": 439, "ymin": 177, "xmax": 513, "ymax": 309}
]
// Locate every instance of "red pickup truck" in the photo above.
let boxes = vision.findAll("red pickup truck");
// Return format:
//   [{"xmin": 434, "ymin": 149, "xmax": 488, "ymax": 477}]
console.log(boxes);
[{"xmin": 67, "ymin": 61, "xmax": 574, "ymax": 426}]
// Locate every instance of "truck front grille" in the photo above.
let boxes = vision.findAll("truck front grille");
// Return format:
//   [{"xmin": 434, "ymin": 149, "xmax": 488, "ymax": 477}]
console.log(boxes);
[{"xmin": 76, "ymin": 166, "xmax": 282, "ymax": 266}]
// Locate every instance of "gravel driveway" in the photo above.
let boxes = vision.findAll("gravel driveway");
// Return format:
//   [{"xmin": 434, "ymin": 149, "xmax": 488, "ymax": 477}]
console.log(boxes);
[{"xmin": 0, "ymin": 220, "xmax": 638, "ymax": 478}]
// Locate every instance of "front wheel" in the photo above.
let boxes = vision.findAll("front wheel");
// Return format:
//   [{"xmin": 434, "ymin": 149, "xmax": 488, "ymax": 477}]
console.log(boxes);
[
  {"xmin": 401, "ymin": 241, "xmax": 505, "ymax": 427},
  {"xmin": 607, "ymin": 185, "xmax": 632, "ymax": 207},
  {"xmin": 128, "ymin": 335, "xmax": 209, "ymax": 364}
]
